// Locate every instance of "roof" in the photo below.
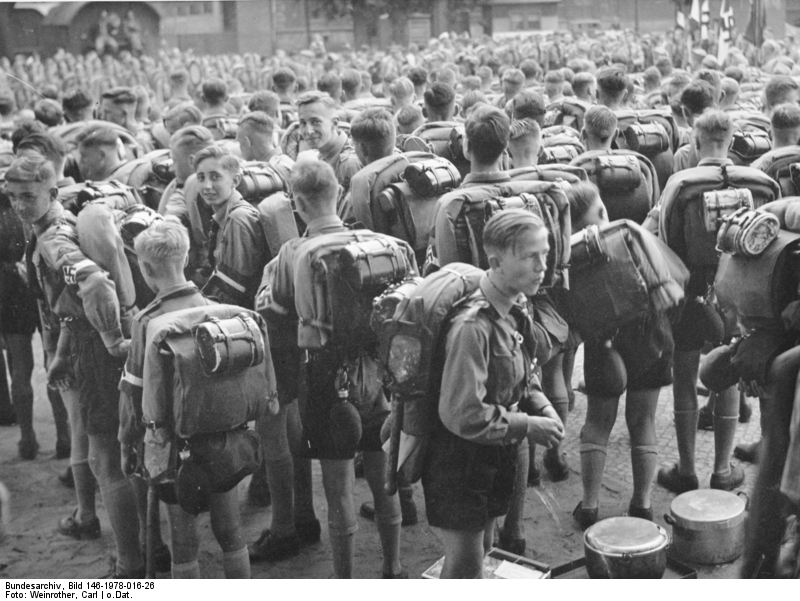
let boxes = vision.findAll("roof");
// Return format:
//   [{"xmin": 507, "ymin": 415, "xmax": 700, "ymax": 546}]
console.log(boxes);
[{"xmin": 42, "ymin": 2, "xmax": 163, "ymax": 27}]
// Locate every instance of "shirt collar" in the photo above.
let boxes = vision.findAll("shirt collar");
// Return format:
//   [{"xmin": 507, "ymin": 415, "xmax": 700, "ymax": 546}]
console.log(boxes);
[
  {"xmin": 211, "ymin": 190, "xmax": 245, "ymax": 225},
  {"xmin": 305, "ymin": 214, "xmax": 344, "ymax": 235},
  {"xmin": 463, "ymin": 171, "xmax": 512, "ymax": 185},
  {"xmin": 479, "ymin": 272, "xmax": 524, "ymax": 320},
  {"xmin": 154, "ymin": 282, "xmax": 200, "ymax": 302},
  {"xmin": 33, "ymin": 202, "xmax": 65, "ymax": 238},
  {"xmin": 697, "ymin": 157, "xmax": 734, "ymax": 167}
]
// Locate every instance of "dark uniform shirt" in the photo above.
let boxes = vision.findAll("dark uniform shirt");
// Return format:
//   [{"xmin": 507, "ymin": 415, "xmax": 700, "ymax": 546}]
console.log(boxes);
[{"xmin": 118, "ymin": 282, "xmax": 208, "ymax": 445}]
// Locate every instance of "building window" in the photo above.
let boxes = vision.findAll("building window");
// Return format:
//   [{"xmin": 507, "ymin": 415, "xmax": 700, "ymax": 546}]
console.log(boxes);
[
  {"xmin": 222, "ymin": 1, "xmax": 237, "ymax": 31},
  {"xmin": 190, "ymin": 3, "xmax": 201, "ymax": 15},
  {"xmin": 509, "ymin": 11, "xmax": 541, "ymax": 31},
  {"xmin": 204, "ymin": 3, "xmax": 214, "ymax": 15}
]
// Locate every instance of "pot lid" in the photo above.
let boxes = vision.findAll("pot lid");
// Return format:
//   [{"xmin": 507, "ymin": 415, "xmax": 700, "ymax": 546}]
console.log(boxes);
[
  {"xmin": 584, "ymin": 517, "xmax": 669, "ymax": 555},
  {"xmin": 669, "ymin": 489, "xmax": 746, "ymax": 531}
]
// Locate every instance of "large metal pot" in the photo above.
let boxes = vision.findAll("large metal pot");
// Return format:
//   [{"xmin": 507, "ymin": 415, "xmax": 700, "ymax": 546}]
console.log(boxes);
[
  {"xmin": 664, "ymin": 489, "xmax": 748, "ymax": 565},
  {"xmin": 584, "ymin": 517, "xmax": 669, "ymax": 579}
]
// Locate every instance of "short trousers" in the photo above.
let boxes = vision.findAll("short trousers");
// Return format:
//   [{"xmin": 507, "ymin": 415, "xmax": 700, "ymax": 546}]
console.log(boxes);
[
  {"xmin": 422, "ymin": 423, "xmax": 518, "ymax": 531},
  {"xmin": 357, "ymin": 422, "xmax": 385, "ymax": 453},
  {"xmin": 584, "ymin": 312, "xmax": 674, "ymax": 394},
  {"xmin": 68, "ymin": 324, "xmax": 123, "ymax": 436}
]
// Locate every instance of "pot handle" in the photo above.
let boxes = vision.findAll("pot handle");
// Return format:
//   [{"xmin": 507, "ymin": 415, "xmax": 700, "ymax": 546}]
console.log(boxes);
[
  {"xmin": 663, "ymin": 513, "xmax": 676, "ymax": 526},
  {"xmin": 736, "ymin": 490, "xmax": 751, "ymax": 510}
]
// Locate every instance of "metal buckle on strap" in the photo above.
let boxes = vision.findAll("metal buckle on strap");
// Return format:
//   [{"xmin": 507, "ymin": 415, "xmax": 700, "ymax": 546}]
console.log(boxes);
[{"xmin": 142, "ymin": 418, "xmax": 167, "ymax": 431}]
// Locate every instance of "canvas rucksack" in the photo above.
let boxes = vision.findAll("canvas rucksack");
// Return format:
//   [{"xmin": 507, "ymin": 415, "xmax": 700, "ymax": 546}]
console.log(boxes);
[
  {"xmin": 613, "ymin": 109, "xmax": 680, "ymax": 190},
  {"xmin": 570, "ymin": 149, "xmax": 659, "ymax": 224},
  {"xmin": 542, "ymin": 97, "xmax": 592, "ymax": 132},
  {"xmin": 202, "ymin": 115, "xmax": 239, "ymax": 141},
  {"xmin": 728, "ymin": 130, "xmax": 773, "ymax": 166},
  {"xmin": 410, "ymin": 121, "xmax": 471, "ymax": 178},
  {"xmin": 439, "ymin": 179, "xmax": 571, "ymax": 289},
  {"xmin": 752, "ymin": 146, "xmax": 800, "ymax": 196},
  {"xmin": 293, "ymin": 230, "xmax": 416, "ymax": 351}
]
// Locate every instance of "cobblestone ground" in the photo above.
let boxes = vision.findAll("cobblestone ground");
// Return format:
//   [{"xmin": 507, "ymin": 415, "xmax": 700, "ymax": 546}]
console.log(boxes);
[{"xmin": 0, "ymin": 341, "xmax": 761, "ymax": 579}]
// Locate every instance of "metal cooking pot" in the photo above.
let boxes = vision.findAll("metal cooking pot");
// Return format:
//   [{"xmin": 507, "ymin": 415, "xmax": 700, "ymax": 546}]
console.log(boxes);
[
  {"xmin": 664, "ymin": 489, "xmax": 748, "ymax": 565},
  {"xmin": 584, "ymin": 517, "xmax": 669, "ymax": 579}
]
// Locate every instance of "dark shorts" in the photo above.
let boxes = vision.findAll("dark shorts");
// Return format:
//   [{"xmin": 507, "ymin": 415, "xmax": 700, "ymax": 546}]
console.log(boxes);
[
  {"xmin": 422, "ymin": 424, "xmax": 518, "ymax": 531},
  {"xmin": 357, "ymin": 423, "xmax": 385, "ymax": 453},
  {"xmin": 585, "ymin": 312, "xmax": 674, "ymax": 394},
  {"xmin": 68, "ymin": 324, "xmax": 123, "ymax": 436}
]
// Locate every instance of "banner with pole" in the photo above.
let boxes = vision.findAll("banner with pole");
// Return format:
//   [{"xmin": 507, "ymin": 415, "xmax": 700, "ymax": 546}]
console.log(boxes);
[{"xmin": 717, "ymin": 0, "xmax": 735, "ymax": 64}]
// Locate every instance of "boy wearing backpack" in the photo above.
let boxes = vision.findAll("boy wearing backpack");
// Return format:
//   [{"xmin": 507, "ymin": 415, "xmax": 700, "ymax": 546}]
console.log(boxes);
[
  {"xmin": 119, "ymin": 220, "xmax": 250, "ymax": 578},
  {"xmin": 7, "ymin": 154, "xmax": 143, "ymax": 577},
  {"xmin": 260, "ymin": 158, "xmax": 409, "ymax": 578},
  {"xmin": 422, "ymin": 209, "xmax": 564, "ymax": 578}
]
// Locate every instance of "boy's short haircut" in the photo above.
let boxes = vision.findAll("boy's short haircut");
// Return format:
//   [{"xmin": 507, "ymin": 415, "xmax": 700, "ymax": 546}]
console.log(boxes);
[
  {"xmin": 644, "ymin": 66, "xmax": 661, "ymax": 88},
  {"xmin": 170, "ymin": 70, "xmax": 189, "ymax": 86},
  {"xmin": 317, "ymin": 72, "xmax": 342, "ymax": 99},
  {"xmin": 16, "ymin": 132, "xmax": 68, "ymax": 168},
  {"xmin": 694, "ymin": 69, "xmax": 722, "ymax": 100},
  {"xmin": 101, "ymin": 87, "xmax": 137, "ymax": 106},
  {"xmin": 201, "ymin": 78, "xmax": 228, "ymax": 105},
  {"xmin": 680, "ymin": 79, "xmax": 717, "ymax": 116},
  {"xmin": 248, "ymin": 90, "xmax": 281, "ymax": 116},
  {"xmin": 572, "ymin": 72, "xmax": 596, "ymax": 97},
  {"xmin": 350, "ymin": 107, "xmax": 395, "ymax": 156},
  {"xmin": 584, "ymin": 105, "xmax": 618, "ymax": 140},
  {"xmin": 272, "ymin": 67, "xmax": 297, "ymax": 91},
  {"xmin": 509, "ymin": 118, "xmax": 541, "ymax": 142},
  {"xmin": 11, "ymin": 120, "xmax": 46, "ymax": 153},
  {"xmin": 461, "ymin": 90, "xmax": 487, "ymax": 114},
  {"xmin": 0, "ymin": 94, "xmax": 16, "ymax": 116},
  {"xmin": 771, "ymin": 102, "xmax": 800, "ymax": 132},
  {"xmin": 483, "ymin": 209, "xmax": 545, "ymax": 256},
  {"xmin": 463, "ymin": 76, "xmax": 482, "ymax": 91},
  {"xmin": 76, "ymin": 124, "xmax": 119, "ymax": 151},
  {"xmin": 291, "ymin": 158, "xmax": 338, "ymax": 204},
  {"xmin": 296, "ymin": 90, "xmax": 337, "ymax": 112},
  {"xmin": 596, "ymin": 65, "xmax": 628, "ymax": 97},
  {"xmin": 170, "ymin": 125, "xmax": 215, "ymax": 153},
  {"xmin": 134, "ymin": 220, "xmax": 189, "ymax": 267},
  {"xmin": 239, "ymin": 111, "xmax": 276, "ymax": 137},
  {"xmin": 765, "ymin": 75, "xmax": 800, "ymax": 109},
  {"xmin": 4, "ymin": 154, "xmax": 56, "ymax": 184},
  {"xmin": 437, "ymin": 68, "xmax": 457, "ymax": 88},
  {"xmin": 545, "ymin": 70, "xmax": 565, "ymax": 85},
  {"xmin": 503, "ymin": 68, "xmax": 525, "ymax": 85},
  {"xmin": 192, "ymin": 144, "xmax": 241, "ymax": 174},
  {"xmin": 389, "ymin": 77, "xmax": 414, "ymax": 100},
  {"xmin": 720, "ymin": 77, "xmax": 740, "ymax": 100},
  {"xmin": 396, "ymin": 104, "xmax": 423, "ymax": 129},
  {"xmin": 510, "ymin": 91, "xmax": 546, "ymax": 120},
  {"xmin": 694, "ymin": 110, "xmax": 734, "ymax": 145},
  {"xmin": 62, "ymin": 88, "xmax": 92, "ymax": 113},
  {"xmin": 341, "ymin": 69, "xmax": 362, "ymax": 96},
  {"xmin": 655, "ymin": 57, "xmax": 673, "ymax": 78},
  {"xmin": 465, "ymin": 104, "xmax": 510, "ymax": 164},
  {"xmin": 423, "ymin": 82, "xmax": 456, "ymax": 108},
  {"xmin": 408, "ymin": 67, "xmax": 428, "ymax": 88},
  {"xmin": 566, "ymin": 181, "xmax": 601, "ymax": 228},
  {"xmin": 477, "ymin": 66, "xmax": 493, "ymax": 84},
  {"xmin": 165, "ymin": 103, "xmax": 202, "ymax": 129},
  {"xmin": 34, "ymin": 99, "xmax": 64, "ymax": 127},
  {"xmin": 520, "ymin": 59, "xmax": 541, "ymax": 80},
  {"xmin": 723, "ymin": 66, "xmax": 744, "ymax": 83}
]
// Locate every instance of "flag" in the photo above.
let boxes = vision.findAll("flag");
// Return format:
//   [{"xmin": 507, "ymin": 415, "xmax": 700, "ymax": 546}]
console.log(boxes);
[
  {"xmin": 718, "ymin": 0, "xmax": 735, "ymax": 64},
  {"xmin": 744, "ymin": 0, "xmax": 766, "ymax": 48},
  {"xmin": 700, "ymin": 0, "xmax": 710, "ymax": 42},
  {"xmin": 689, "ymin": 0, "xmax": 701, "ymax": 39}
]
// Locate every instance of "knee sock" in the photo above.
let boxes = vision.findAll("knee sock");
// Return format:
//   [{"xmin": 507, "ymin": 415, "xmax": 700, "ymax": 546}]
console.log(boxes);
[
  {"xmin": 222, "ymin": 546, "xmax": 250, "ymax": 579},
  {"xmin": 580, "ymin": 443, "xmax": 608, "ymax": 509},
  {"xmin": 329, "ymin": 531, "xmax": 355, "ymax": 578},
  {"xmin": 713, "ymin": 414, "xmax": 740, "ymax": 475},
  {"xmin": 71, "ymin": 460, "xmax": 97, "ymax": 524},
  {"xmin": 630, "ymin": 445, "xmax": 659, "ymax": 508},
  {"xmin": 673, "ymin": 409, "xmax": 699, "ymax": 476},
  {"xmin": 502, "ymin": 442, "xmax": 529, "ymax": 541},
  {"xmin": 293, "ymin": 456, "xmax": 316, "ymax": 525},
  {"xmin": 171, "ymin": 559, "xmax": 201, "ymax": 579},
  {"xmin": 99, "ymin": 477, "xmax": 143, "ymax": 574},
  {"xmin": 265, "ymin": 456, "xmax": 295, "ymax": 537}
]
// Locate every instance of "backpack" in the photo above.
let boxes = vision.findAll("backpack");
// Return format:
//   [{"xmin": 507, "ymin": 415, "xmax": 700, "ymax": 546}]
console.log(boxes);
[
  {"xmin": 374, "ymin": 263, "xmax": 483, "ymax": 487},
  {"xmin": 202, "ymin": 115, "xmax": 239, "ymax": 140},
  {"xmin": 659, "ymin": 164, "xmax": 782, "ymax": 274},
  {"xmin": 352, "ymin": 153, "xmax": 460, "ymax": 265},
  {"xmin": 728, "ymin": 130, "xmax": 773, "ymax": 166},
  {"xmin": 139, "ymin": 149, "xmax": 175, "ymax": 210},
  {"xmin": 570, "ymin": 149, "xmax": 659, "ymax": 224},
  {"xmin": 539, "ymin": 126, "xmax": 586, "ymax": 165},
  {"xmin": 257, "ymin": 192, "xmax": 303, "ymax": 258},
  {"xmin": 51, "ymin": 120, "xmax": 144, "ymax": 160},
  {"xmin": 726, "ymin": 110, "xmax": 772, "ymax": 135},
  {"xmin": 76, "ymin": 201, "xmax": 162, "ymax": 311},
  {"xmin": 237, "ymin": 162, "xmax": 288, "ymax": 205},
  {"xmin": 508, "ymin": 164, "xmax": 588, "ymax": 184},
  {"xmin": 441, "ymin": 180, "xmax": 571, "ymax": 288},
  {"xmin": 752, "ymin": 146, "xmax": 800, "ymax": 196},
  {"xmin": 542, "ymin": 97, "xmax": 591, "ymax": 132},
  {"xmin": 410, "ymin": 121, "xmax": 471, "ymax": 178},
  {"xmin": 293, "ymin": 230, "xmax": 416, "ymax": 350},
  {"xmin": 613, "ymin": 109, "xmax": 680, "ymax": 190},
  {"xmin": 565, "ymin": 220, "xmax": 688, "ymax": 340},
  {"xmin": 141, "ymin": 305, "xmax": 273, "ymax": 508}
]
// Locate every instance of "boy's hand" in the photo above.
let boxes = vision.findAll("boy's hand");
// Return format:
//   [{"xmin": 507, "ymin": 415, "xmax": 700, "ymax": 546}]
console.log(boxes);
[
  {"xmin": 47, "ymin": 355, "xmax": 74, "ymax": 391},
  {"xmin": 526, "ymin": 415, "xmax": 565, "ymax": 449},
  {"xmin": 107, "ymin": 339, "xmax": 131, "ymax": 359}
]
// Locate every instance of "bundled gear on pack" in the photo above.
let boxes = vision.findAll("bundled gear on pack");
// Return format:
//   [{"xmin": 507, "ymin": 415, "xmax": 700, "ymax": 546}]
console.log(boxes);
[
  {"xmin": 50, "ymin": 120, "xmax": 145, "ymax": 160},
  {"xmin": 201, "ymin": 114, "xmax": 239, "ymax": 141},
  {"xmin": 341, "ymin": 97, "xmax": 392, "ymax": 122},
  {"xmin": 613, "ymin": 109, "xmax": 680, "ymax": 190},
  {"xmin": 565, "ymin": 219, "xmax": 688, "ymax": 340},
  {"xmin": 752, "ymin": 147, "xmax": 800, "ymax": 196},
  {"xmin": 725, "ymin": 110, "xmax": 772, "ymax": 135},
  {"xmin": 507, "ymin": 164, "xmax": 588, "ymax": 184},
  {"xmin": 658, "ymin": 163, "xmax": 782, "ymax": 281},
  {"xmin": 293, "ymin": 229, "xmax": 417, "ymax": 351},
  {"xmin": 436, "ymin": 179, "xmax": 571, "ymax": 289},
  {"xmin": 539, "ymin": 126, "xmax": 586, "ymax": 166},
  {"xmin": 141, "ymin": 305, "xmax": 276, "ymax": 515},
  {"xmin": 350, "ymin": 152, "xmax": 460, "ymax": 265},
  {"xmin": 728, "ymin": 130, "xmax": 773, "ymax": 166},
  {"xmin": 407, "ymin": 121, "xmax": 471, "ymax": 179},
  {"xmin": 543, "ymin": 98, "xmax": 592, "ymax": 132},
  {"xmin": 138, "ymin": 149, "xmax": 175, "ymax": 210},
  {"xmin": 570, "ymin": 149, "xmax": 659, "ymax": 224}
]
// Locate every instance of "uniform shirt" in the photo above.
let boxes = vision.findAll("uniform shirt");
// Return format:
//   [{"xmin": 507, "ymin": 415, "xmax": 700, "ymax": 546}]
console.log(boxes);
[
  {"xmin": 427, "ymin": 171, "xmax": 513, "ymax": 272},
  {"xmin": 27, "ymin": 202, "xmax": 125, "ymax": 349},
  {"xmin": 118, "ymin": 282, "xmax": 209, "ymax": 445},
  {"xmin": 202, "ymin": 190, "xmax": 269, "ymax": 309},
  {"xmin": 438, "ymin": 273, "xmax": 549, "ymax": 446},
  {"xmin": 750, "ymin": 145, "xmax": 800, "ymax": 172},
  {"xmin": 316, "ymin": 130, "xmax": 361, "ymax": 221},
  {"xmin": 673, "ymin": 140, "xmax": 699, "ymax": 173},
  {"xmin": 102, "ymin": 157, "xmax": 152, "ymax": 191}
]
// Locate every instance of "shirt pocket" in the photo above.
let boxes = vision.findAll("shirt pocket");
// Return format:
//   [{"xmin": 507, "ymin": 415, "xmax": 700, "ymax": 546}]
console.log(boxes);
[{"xmin": 488, "ymin": 346, "xmax": 520, "ymax": 408}]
